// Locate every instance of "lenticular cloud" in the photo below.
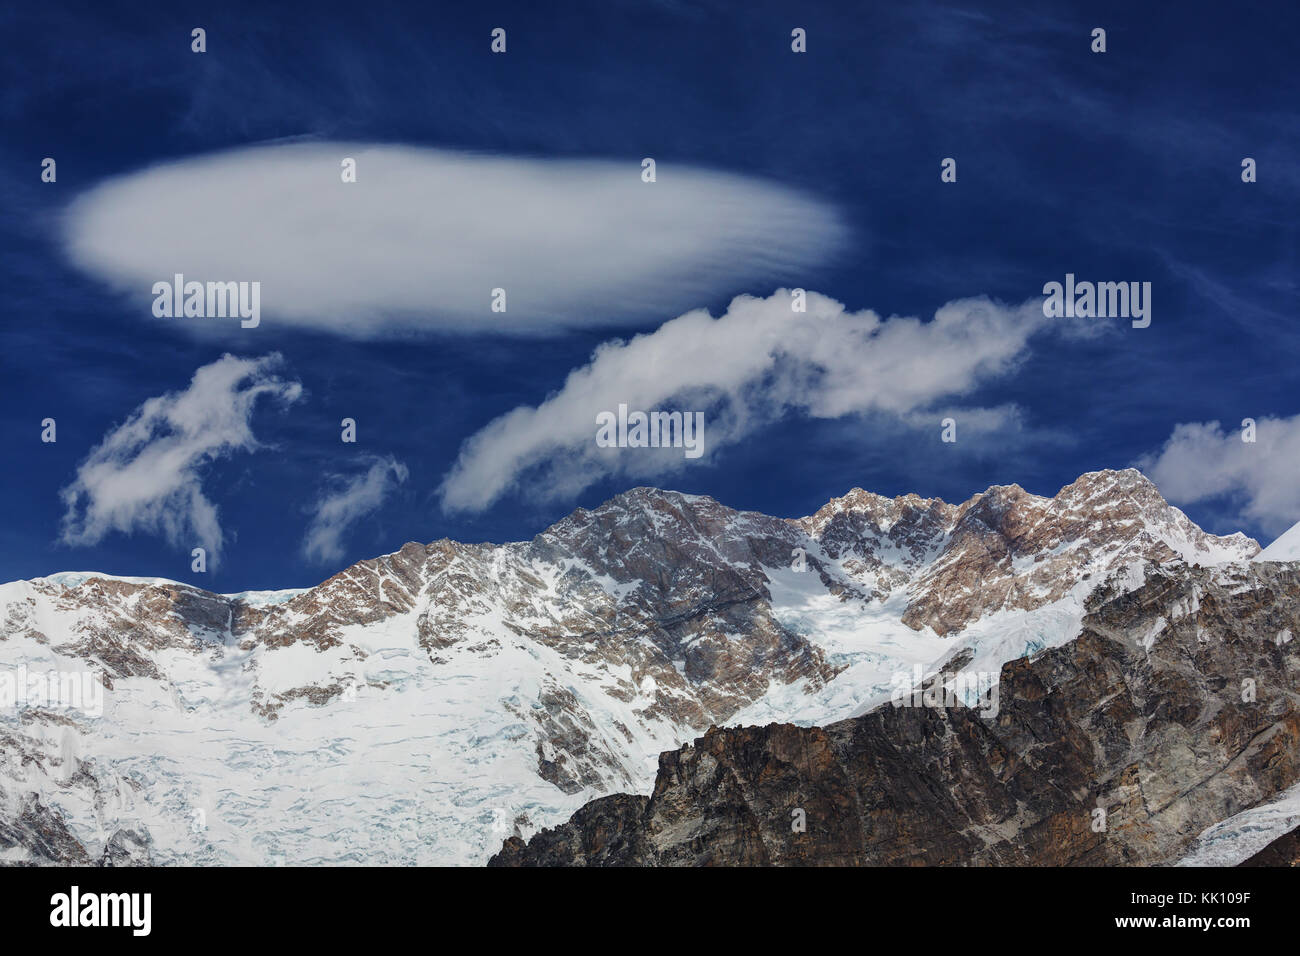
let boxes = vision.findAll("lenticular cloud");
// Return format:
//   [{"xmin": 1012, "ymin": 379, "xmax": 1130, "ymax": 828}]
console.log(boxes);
[{"xmin": 62, "ymin": 142, "xmax": 847, "ymax": 336}]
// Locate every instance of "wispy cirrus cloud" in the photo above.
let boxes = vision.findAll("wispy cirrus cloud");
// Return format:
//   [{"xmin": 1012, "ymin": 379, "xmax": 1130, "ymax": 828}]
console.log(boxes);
[
  {"xmin": 62, "ymin": 142, "xmax": 847, "ymax": 337},
  {"xmin": 302, "ymin": 456, "xmax": 409, "ymax": 565},
  {"xmin": 439, "ymin": 290, "xmax": 1049, "ymax": 513},
  {"xmin": 59, "ymin": 353, "xmax": 302, "ymax": 566}
]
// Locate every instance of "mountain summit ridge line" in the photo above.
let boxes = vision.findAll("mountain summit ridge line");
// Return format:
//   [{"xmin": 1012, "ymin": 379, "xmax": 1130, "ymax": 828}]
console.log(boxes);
[{"xmin": 0, "ymin": 467, "xmax": 1271, "ymax": 864}]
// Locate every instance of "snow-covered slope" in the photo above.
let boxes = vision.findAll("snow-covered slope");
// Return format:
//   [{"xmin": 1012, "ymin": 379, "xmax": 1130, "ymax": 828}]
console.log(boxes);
[
  {"xmin": 1256, "ymin": 521, "xmax": 1300, "ymax": 562},
  {"xmin": 0, "ymin": 469, "xmax": 1259, "ymax": 864},
  {"xmin": 1178, "ymin": 780, "xmax": 1300, "ymax": 866}
]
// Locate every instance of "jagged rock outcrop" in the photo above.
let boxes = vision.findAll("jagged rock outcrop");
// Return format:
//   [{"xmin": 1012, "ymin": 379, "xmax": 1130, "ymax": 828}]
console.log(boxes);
[
  {"xmin": 0, "ymin": 795, "xmax": 92, "ymax": 865},
  {"xmin": 492, "ymin": 560, "xmax": 1300, "ymax": 866},
  {"xmin": 99, "ymin": 827, "xmax": 153, "ymax": 866}
]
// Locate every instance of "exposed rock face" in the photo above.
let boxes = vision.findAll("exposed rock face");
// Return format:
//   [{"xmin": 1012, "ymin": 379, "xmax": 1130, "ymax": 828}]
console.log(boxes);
[
  {"xmin": 99, "ymin": 828, "xmax": 153, "ymax": 866},
  {"xmin": 801, "ymin": 470, "xmax": 1255, "ymax": 635},
  {"xmin": 894, "ymin": 470, "xmax": 1255, "ymax": 635},
  {"xmin": 0, "ymin": 470, "xmax": 1262, "ymax": 864},
  {"xmin": 1239, "ymin": 826, "xmax": 1300, "ymax": 866},
  {"xmin": 491, "ymin": 794, "xmax": 652, "ymax": 867},
  {"xmin": 0, "ymin": 795, "xmax": 92, "ymax": 865},
  {"xmin": 492, "ymin": 561, "xmax": 1300, "ymax": 866}
]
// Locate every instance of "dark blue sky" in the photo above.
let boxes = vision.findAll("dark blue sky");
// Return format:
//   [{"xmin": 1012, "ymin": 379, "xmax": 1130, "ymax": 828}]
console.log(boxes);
[{"xmin": 1, "ymin": 0, "xmax": 1296, "ymax": 590}]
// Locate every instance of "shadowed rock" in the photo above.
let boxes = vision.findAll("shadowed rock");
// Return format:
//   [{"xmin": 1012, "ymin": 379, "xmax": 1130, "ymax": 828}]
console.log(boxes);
[{"xmin": 492, "ymin": 561, "xmax": 1300, "ymax": 866}]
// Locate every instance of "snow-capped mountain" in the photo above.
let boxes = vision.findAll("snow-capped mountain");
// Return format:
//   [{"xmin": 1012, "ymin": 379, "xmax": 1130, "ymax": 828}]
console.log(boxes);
[
  {"xmin": 495, "ymin": 559, "xmax": 1300, "ymax": 867},
  {"xmin": 1257, "ymin": 521, "xmax": 1300, "ymax": 562},
  {"xmin": 0, "ymin": 469, "xmax": 1259, "ymax": 865}
]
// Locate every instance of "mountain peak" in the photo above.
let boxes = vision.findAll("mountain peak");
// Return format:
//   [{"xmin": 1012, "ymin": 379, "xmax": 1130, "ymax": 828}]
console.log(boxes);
[
  {"xmin": 1257, "ymin": 521, "xmax": 1300, "ymax": 562},
  {"xmin": 0, "ymin": 467, "xmax": 1267, "ymax": 865}
]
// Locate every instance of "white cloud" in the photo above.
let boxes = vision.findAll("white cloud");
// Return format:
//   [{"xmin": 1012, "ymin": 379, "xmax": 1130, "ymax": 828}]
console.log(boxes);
[
  {"xmin": 59, "ymin": 354, "xmax": 302, "ymax": 566},
  {"xmin": 1137, "ymin": 416, "xmax": 1300, "ymax": 536},
  {"xmin": 439, "ymin": 290, "xmax": 1048, "ymax": 512},
  {"xmin": 302, "ymin": 456, "xmax": 409, "ymax": 565},
  {"xmin": 62, "ymin": 143, "xmax": 847, "ymax": 336}
]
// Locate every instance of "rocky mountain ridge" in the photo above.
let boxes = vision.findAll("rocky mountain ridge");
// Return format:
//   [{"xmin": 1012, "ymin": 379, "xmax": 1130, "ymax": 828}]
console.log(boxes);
[
  {"xmin": 0, "ymin": 469, "xmax": 1262, "ymax": 864},
  {"xmin": 493, "ymin": 560, "xmax": 1300, "ymax": 866}
]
